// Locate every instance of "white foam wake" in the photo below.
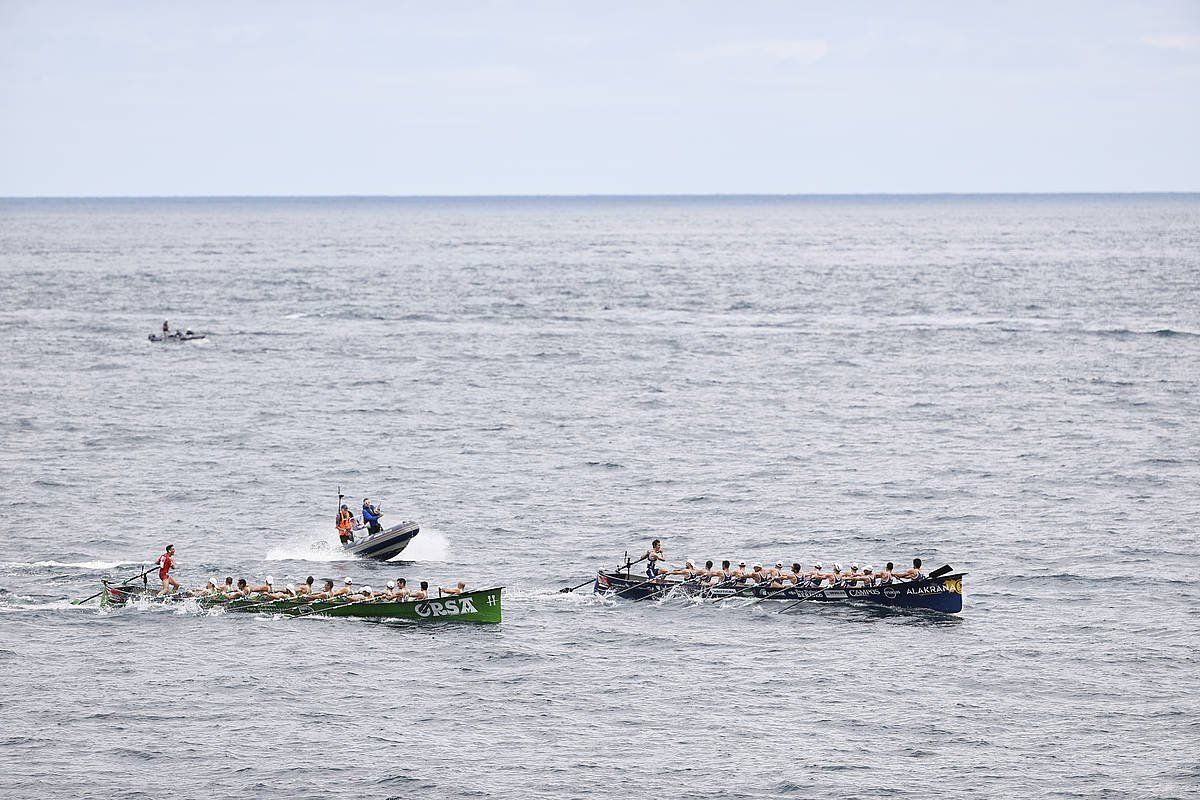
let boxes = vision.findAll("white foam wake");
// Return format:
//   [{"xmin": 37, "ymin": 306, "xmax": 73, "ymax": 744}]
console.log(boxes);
[
  {"xmin": 265, "ymin": 526, "xmax": 450, "ymax": 563},
  {"xmin": 0, "ymin": 560, "xmax": 128, "ymax": 571}
]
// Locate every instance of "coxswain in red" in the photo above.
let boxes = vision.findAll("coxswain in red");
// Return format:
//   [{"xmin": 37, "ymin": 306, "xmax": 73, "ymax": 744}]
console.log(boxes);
[{"xmin": 156, "ymin": 544, "xmax": 180, "ymax": 596}]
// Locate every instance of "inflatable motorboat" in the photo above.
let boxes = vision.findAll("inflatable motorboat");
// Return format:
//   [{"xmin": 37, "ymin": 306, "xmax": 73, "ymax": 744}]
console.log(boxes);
[{"xmin": 342, "ymin": 521, "xmax": 420, "ymax": 561}]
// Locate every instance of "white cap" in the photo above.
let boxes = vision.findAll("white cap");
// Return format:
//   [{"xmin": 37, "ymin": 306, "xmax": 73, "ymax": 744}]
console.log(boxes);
[
  {"xmin": 753, "ymin": 563, "xmax": 762, "ymax": 569},
  {"xmin": 363, "ymin": 586, "xmax": 372, "ymax": 593},
  {"xmin": 833, "ymin": 563, "xmax": 842, "ymax": 571},
  {"xmin": 344, "ymin": 577, "xmax": 353, "ymax": 585},
  {"xmin": 813, "ymin": 563, "xmax": 822, "ymax": 568},
  {"xmin": 775, "ymin": 562, "xmax": 783, "ymax": 567},
  {"xmin": 738, "ymin": 561, "xmax": 746, "ymax": 566},
  {"xmin": 850, "ymin": 563, "xmax": 859, "ymax": 570},
  {"xmin": 685, "ymin": 560, "xmax": 695, "ymax": 567},
  {"xmin": 265, "ymin": 576, "xmax": 274, "ymax": 585},
  {"xmin": 864, "ymin": 566, "xmax": 873, "ymax": 573},
  {"xmin": 386, "ymin": 581, "xmax": 395, "ymax": 589}
]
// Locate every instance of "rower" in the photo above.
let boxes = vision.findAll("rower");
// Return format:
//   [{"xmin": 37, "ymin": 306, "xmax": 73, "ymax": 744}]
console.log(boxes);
[
  {"xmin": 295, "ymin": 576, "xmax": 315, "ymax": 595},
  {"xmin": 877, "ymin": 563, "xmax": 894, "ymax": 584},
  {"xmin": 701, "ymin": 560, "xmax": 715, "ymax": 578},
  {"xmin": 190, "ymin": 578, "xmax": 219, "ymax": 596},
  {"xmin": 747, "ymin": 563, "xmax": 767, "ymax": 586},
  {"xmin": 805, "ymin": 563, "xmax": 826, "ymax": 587},
  {"xmin": 788, "ymin": 563, "xmax": 803, "ymax": 583},
  {"xmin": 336, "ymin": 504, "xmax": 356, "ymax": 545},
  {"xmin": 162, "ymin": 320, "xmax": 169, "ymax": 338},
  {"xmin": 667, "ymin": 559, "xmax": 698, "ymax": 579},
  {"xmin": 310, "ymin": 579, "xmax": 336, "ymax": 599},
  {"xmin": 844, "ymin": 564, "xmax": 873, "ymax": 586},
  {"xmin": 226, "ymin": 578, "xmax": 250, "ymax": 599},
  {"xmin": 155, "ymin": 544, "xmax": 180, "ymax": 596},
  {"xmin": 246, "ymin": 576, "xmax": 274, "ymax": 595},
  {"xmin": 220, "ymin": 576, "xmax": 234, "ymax": 593},
  {"xmin": 715, "ymin": 560, "xmax": 734, "ymax": 585},
  {"xmin": 767, "ymin": 569, "xmax": 789, "ymax": 590},
  {"xmin": 361, "ymin": 498, "xmax": 383, "ymax": 535},
  {"xmin": 440, "ymin": 581, "xmax": 467, "ymax": 596},
  {"xmin": 732, "ymin": 561, "xmax": 749, "ymax": 582},
  {"xmin": 393, "ymin": 577, "xmax": 409, "ymax": 600},
  {"xmin": 893, "ymin": 558, "xmax": 924, "ymax": 581},
  {"xmin": 332, "ymin": 578, "xmax": 354, "ymax": 598},
  {"xmin": 409, "ymin": 581, "xmax": 429, "ymax": 601},
  {"xmin": 645, "ymin": 539, "xmax": 668, "ymax": 580}
]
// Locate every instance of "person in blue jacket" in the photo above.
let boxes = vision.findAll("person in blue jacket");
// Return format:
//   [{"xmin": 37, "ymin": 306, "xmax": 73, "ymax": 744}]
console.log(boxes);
[{"xmin": 362, "ymin": 498, "xmax": 383, "ymax": 534}]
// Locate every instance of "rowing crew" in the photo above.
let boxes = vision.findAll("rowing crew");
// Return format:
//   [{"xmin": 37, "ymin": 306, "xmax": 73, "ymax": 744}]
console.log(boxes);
[
  {"xmin": 181, "ymin": 575, "xmax": 469, "ymax": 603},
  {"xmin": 643, "ymin": 540, "xmax": 927, "ymax": 589}
]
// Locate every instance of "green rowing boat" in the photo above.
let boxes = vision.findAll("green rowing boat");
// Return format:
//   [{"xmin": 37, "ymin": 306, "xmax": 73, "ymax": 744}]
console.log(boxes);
[{"xmin": 101, "ymin": 582, "xmax": 503, "ymax": 624}]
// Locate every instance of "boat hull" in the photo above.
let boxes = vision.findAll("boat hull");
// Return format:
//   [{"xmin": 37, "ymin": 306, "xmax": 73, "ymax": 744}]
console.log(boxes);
[
  {"xmin": 594, "ymin": 571, "xmax": 964, "ymax": 614},
  {"xmin": 101, "ymin": 583, "xmax": 503, "ymax": 623},
  {"xmin": 342, "ymin": 521, "xmax": 419, "ymax": 561}
]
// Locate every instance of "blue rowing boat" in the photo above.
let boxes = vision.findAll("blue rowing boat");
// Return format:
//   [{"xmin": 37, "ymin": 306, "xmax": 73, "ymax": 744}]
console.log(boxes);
[{"xmin": 593, "ymin": 570, "xmax": 965, "ymax": 614}]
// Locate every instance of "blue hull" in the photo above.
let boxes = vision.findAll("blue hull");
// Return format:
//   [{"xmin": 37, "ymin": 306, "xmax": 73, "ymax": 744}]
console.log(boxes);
[{"xmin": 594, "ymin": 571, "xmax": 965, "ymax": 614}]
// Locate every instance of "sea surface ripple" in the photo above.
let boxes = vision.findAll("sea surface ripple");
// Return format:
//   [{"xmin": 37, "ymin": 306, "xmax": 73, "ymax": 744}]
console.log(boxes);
[{"xmin": 0, "ymin": 195, "xmax": 1198, "ymax": 799}]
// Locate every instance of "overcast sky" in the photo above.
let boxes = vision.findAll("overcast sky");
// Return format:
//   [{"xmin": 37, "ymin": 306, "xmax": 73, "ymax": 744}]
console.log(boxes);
[{"xmin": 1, "ymin": 0, "xmax": 1197, "ymax": 196}]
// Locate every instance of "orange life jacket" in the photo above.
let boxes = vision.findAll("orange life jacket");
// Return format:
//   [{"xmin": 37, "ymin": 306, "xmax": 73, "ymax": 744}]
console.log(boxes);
[{"xmin": 336, "ymin": 509, "xmax": 354, "ymax": 532}]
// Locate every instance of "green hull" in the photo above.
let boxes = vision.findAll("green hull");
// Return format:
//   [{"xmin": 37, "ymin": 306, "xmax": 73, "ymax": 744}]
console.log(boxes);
[
  {"xmin": 102, "ymin": 583, "xmax": 503, "ymax": 624},
  {"xmin": 275, "ymin": 587, "xmax": 503, "ymax": 623}
]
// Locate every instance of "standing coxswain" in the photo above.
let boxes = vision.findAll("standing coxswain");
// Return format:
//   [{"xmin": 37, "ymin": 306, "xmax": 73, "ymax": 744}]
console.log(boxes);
[
  {"xmin": 155, "ymin": 544, "xmax": 180, "ymax": 596},
  {"xmin": 645, "ymin": 539, "xmax": 668, "ymax": 580}
]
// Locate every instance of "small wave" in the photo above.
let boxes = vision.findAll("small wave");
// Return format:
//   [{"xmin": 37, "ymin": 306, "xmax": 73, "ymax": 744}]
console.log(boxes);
[
  {"xmin": 0, "ymin": 599, "xmax": 83, "ymax": 613},
  {"xmin": 1093, "ymin": 327, "xmax": 1200, "ymax": 339},
  {"xmin": 0, "ymin": 560, "xmax": 128, "ymax": 571}
]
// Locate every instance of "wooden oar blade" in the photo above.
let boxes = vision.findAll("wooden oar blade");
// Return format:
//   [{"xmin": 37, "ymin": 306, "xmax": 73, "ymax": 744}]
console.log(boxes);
[{"xmin": 927, "ymin": 564, "xmax": 953, "ymax": 579}]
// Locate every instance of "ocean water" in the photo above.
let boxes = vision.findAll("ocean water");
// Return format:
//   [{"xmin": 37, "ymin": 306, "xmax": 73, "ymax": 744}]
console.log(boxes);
[{"xmin": 0, "ymin": 195, "xmax": 1197, "ymax": 799}]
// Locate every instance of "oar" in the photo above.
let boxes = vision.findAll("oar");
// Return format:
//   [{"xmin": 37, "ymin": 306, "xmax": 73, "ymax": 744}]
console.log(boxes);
[
  {"xmin": 737, "ymin": 575, "xmax": 825, "ymax": 608},
  {"xmin": 609, "ymin": 567, "xmax": 681, "ymax": 599},
  {"xmin": 774, "ymin": 580, "xmax": 847, "ymax": 614},
  {"xmin": 702, "ymin": 575, "xmax": 756, "ymax": 603},
  {"xmin": 227, "ymin": 594, "xmax": 293, "ymax": 613},
  {"xmin": 71, "ymin": 565, "xmax": 156, "ymax": 605},
  {"xmin": 559, "ymin": 554, "xmax": 648, "ymax": 593},
  {"xmin": 652, "ymin": 573, "xmax": 713, "ymax": 601},
  {"xmin": 290, "ymin": 595, "xmax": 381, "ymax": 619}
]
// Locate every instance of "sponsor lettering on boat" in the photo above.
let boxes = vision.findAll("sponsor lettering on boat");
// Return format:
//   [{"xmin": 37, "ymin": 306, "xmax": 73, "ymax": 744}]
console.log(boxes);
[
  {"xmin": 414, "ymin": 597, "xmax": 479, "ymax": 618},
  {"xmin": 904, "ymin": 584, "xmax": 947, "ymax": 596}
]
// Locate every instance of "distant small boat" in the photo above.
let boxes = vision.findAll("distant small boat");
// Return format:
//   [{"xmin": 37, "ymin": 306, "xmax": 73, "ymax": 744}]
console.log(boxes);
[
  {"xmin": 149, "ymin": 331, "xmax": 206, "ymax": 342},
  {"xmin": 100, "ymin": 581, "xmax": 502, "ymax": 623},
  {"xmin": 341, "ymin": 521, "xmax": 420, "ymax": 561}
]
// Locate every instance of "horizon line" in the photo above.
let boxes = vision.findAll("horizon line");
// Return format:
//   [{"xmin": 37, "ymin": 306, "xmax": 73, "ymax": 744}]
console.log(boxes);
[{"xmin": 2, "ymin": 190, "xmax": 1199, "ymax": 201}]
